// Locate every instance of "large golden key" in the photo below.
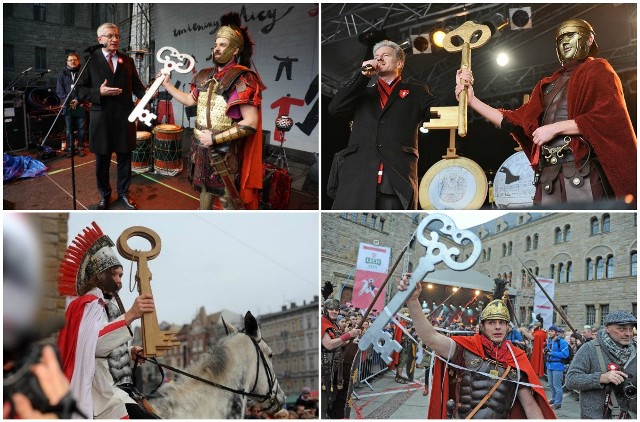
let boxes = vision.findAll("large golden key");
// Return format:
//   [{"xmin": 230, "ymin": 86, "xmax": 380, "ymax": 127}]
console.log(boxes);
[
  {"xmin": 117, "ymin": 226, "xmax": 179, "ymax": 357},
  {"xmin": 442, "ymin": 21, "xmax": 492, "ymax": 137}
]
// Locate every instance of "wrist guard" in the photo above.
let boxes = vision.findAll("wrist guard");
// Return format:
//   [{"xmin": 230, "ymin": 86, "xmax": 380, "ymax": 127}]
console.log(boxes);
[
  {"xmin": 211, "ymin": 124, "xmax": 257, "ymax": 145},
  {"xmin": 340, "ymin": 333, "xmax": 351, "ymax": 342}
]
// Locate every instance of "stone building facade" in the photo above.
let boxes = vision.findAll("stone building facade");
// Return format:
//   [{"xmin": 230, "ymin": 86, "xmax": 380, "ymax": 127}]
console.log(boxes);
[
  {"xmin": 322, "ymin": 212, "xmax": 637, "ymax": 331},
  {"xmin": 259, "ymin": 297, "xmax": 320, "ymax": 401}
]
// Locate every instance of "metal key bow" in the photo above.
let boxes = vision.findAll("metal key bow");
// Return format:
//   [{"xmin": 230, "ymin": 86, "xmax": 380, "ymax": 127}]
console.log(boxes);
[
  {"xmin": 117, "ymin": 226, "xmax": 179, "ymax": 357},
  {"xmin": 358, "ymin": 214, "xmax": 482, "ymax": 363},
  {"xmin": 128, "ymin": 46, "xmax": 195, "ymax": 126},
  {"xmin": 442, "ymin": 21, "xmax": 492, "ymax": 137}
]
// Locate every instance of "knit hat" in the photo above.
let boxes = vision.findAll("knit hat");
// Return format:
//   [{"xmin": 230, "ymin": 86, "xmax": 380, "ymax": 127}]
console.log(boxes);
[{"xmin": 603, "ymin": 311, "xmax": 637, "ymax": 326}]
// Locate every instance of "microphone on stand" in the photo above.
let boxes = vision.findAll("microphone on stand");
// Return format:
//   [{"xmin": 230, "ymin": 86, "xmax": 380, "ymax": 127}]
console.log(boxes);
[
  {"xmin": 35, "ymin": 69, "xmax": 52, "ymax": 77},
  {"xmin": 84, "ymin": 43, "xmax": 105, "ymax": 53},
  {"xmin": 20, "ymin": 66, "xmax": 33, "ymax": 74}
]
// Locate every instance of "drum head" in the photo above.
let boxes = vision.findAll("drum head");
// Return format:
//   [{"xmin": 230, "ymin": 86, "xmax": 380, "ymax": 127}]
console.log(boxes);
[
  {"xmin": 136, "ymin": 131, "xmax": 152, "ymax": 140},
  {"xmin": 418, "ymin": 157, "xmax": 487, "ymax": 210},
  {"xmin": 493, "ymin": 151, "xmax": 535, "ymax": 208},
  {"xmin": 155, "ymin": 124, "xmax": 182, "ymax": 133}
]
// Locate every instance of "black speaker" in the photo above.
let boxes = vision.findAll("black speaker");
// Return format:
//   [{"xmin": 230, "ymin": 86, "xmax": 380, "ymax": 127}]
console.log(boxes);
[
  {"xmin": 3, "ymin": 92, "xmax": 28, "ymax": 151},
  {"xmin": 28, "ymin": 112, "xmax": 66, "ymax": 149}
]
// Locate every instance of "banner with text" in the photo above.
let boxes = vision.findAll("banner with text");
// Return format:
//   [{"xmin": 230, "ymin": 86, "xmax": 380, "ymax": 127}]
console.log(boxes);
[
  {"xmin": 352, "ymin": 243, "xmax": 391, "ymax": 314},
  {"xmin": 533, "ymin": 277, "xmax": 555, "ymax": 329}
]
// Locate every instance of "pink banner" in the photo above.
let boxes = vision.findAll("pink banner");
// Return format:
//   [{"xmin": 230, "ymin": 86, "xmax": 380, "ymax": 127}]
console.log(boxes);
[{"xmin": 352, "ymin": 243, "xmax": 391, "ymax": 313}]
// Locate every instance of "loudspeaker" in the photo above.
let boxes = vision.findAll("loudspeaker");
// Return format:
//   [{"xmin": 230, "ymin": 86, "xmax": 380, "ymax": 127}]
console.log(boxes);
[
  {"xmin": 28, "ymin": 112, "xmax": 66, "ymax": 149},
  {"xmin": 3, "ymin": 92, "xmax": 28, "ymax": 151}
]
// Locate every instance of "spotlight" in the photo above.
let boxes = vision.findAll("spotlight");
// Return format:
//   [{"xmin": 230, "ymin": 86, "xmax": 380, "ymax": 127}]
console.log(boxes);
[
  {"xmin": 453, "ymin": 287, "xmax": 459, "ymax": 292},
  {"xmin": 398, "ymin": 40, "xmax": 412, "ymax": 52},
  {"xmin": 410, "ymin": 33, "xmax": 432, "ymax": 54},
  {"xmin": 482, "ymin": 13, "xmax": 509, "ymax": 37},
  {"xmin": 474, "ymin": 290, "xmax": 480, "ymax": 296},
  {"xmin": 509, "ymin": 7, "xmax": 532, "ymax": 30},
  {"xmin": 432, "ymin": 30, "xmax": 447, "ymax": 48},
  {"xmin": 427, "ymin": 283, "xmax": 434, "ymax": 289},
  {"xmin": 496, "ymin": 52, "xmax": 509, "ymax": 66}
]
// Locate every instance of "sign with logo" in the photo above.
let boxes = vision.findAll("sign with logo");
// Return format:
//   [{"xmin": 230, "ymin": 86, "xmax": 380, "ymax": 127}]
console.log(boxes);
[
  {"xmin": 534, "ymin": 277, "xmax": 555, "ymax": 329},
  {"xmin": 352, "ymin": 243, "xmax": 391, "ymax": 313}
]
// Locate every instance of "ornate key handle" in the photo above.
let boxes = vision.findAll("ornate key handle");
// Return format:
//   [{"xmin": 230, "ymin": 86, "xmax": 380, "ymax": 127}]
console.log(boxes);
[
  {"xmin": 442, "ymin": 21, "xmax": 492, "ymax": 137},
  {"xmin": 117, "ymin": 226, "xmax": 179, "ymax": 357},
  {"xmin": 128, "ymin": 46, "xmax": 196, "ymax": 126},
  {"xmin": 358, "ymin": 214, "xmax": 482, "ymax": 363}
]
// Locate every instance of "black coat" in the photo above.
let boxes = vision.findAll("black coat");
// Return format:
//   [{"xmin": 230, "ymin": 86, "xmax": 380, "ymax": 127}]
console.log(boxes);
[
  {"xmin": 76, "ymin": 50, "xmax": 146, "ymax": 154},
  {"xmin": 328, "ymin": 73, "xmax": 438, "ymax": 210}
]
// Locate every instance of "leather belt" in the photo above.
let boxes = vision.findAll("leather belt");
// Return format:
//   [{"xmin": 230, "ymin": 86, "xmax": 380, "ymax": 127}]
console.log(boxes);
[{"xmin": 539, "ymin": 135, "xmax": 575, "ymax": 168}]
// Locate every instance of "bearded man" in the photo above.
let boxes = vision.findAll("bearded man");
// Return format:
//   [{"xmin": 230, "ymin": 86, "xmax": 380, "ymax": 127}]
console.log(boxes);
[
  {"xmin": 456, "ymin": 18, "xmax": 636, "ymax": 206},
  {"xmin": 399, "ymin": 275, "xmax": 556, "ymax": 419},
  {"xmin": 162, "ymin": 12, "xmax": 265, "ymax": 210}
]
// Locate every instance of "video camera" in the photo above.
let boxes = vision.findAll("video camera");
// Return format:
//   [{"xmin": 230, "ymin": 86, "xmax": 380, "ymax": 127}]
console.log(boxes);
[{"xmin": 3, "ymin": 343, "xmax": 51, "ymax": 414}]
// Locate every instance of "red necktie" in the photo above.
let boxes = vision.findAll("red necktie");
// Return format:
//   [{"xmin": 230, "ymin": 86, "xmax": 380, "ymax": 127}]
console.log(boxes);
[{"xmin": 106, "ymin": 53, "xmax": 115, "ymax": 73}]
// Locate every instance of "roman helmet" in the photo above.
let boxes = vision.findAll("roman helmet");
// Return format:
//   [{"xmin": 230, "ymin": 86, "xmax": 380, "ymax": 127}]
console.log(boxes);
[
  {"xmin": 479, "ymin": 299, "xmax": 511, "ymax": 323},
  {"xmin": 58, "ymin": 221, "xmax": 122, "ymax": 297},
  {"xmin": 555, "ymin": 18, "xmax": 598, "ymax": 65},
  {"xmin": 213, "ymin": 12, "xmax": 254, "ymax": 67}
]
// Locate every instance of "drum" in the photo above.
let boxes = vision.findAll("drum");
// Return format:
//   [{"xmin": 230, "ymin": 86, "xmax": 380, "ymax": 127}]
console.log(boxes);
[
  {"xmin": 132, "ymin": 131, "xmax": 152, "ymax": 173},
  {"xmin": 153, "ymin": 124, "xmax": 183, "ymax": 176}
]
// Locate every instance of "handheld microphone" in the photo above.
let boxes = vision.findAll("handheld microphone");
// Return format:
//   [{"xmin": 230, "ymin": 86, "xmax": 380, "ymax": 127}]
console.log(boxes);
[
  {"xmin": 84, "ymin": 43, "xmax": 105, "ymax": 53},
  {"xmin": 21, "ymin": 67, "xmax": 33, "ymax": 74},
  {"xmin": 361, "ymin": 64, "xmax": 375, "ymax": 72}
]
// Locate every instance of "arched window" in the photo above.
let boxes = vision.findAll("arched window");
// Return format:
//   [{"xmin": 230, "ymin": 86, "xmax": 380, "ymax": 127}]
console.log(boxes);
[
  {"xmin": 502, "ymin": 243, "xmax": 507, "ymax": 257},
  {"xmin": 558, "ymin": 263, "xmax": 565, "ymax": 283},
  {"xmin": 564, "ymin": 225, "xmax": 571, "ymax": 242},
  {"xmin": 606, "ymin": 255, "xmax": 614, "ymax": 278},
  {"xmin": 534, "ymin": 266, "xmax": 539, "ymax": 276},
  {"xmin": 554, "ymin": 227, "xmax": 562, "ymax": 244},
  {"xmin": 533, "ymin": 234, "xmax": 539, "ymax": 249},
  {"xmin": 586, "ymin": 258, "xmax": 594, "ymax": 280},
  {"xmin": 590, "ymin": 217, "xmax": 599, "ymax": 235},
  {"xmin": 526, "ymin": 236, "xmax": 531, "ymax": 251},
  {"xmin": 595, "ymin": 257, "xmax": 604, "ymax": 280},
  {"xmin": 631, "ymin": 251, "xmax": 637, "ymax": 276},
  {"xmin": 566, "ymin": 261, "xmax": 572, "ymax": 283},
  {"xmin": 507, "ymin": 241, "xmax": 512, "ymax": 256},
  {"xmin": 602, "ymin": 214, "xmax": 611, "ymax": 233}
]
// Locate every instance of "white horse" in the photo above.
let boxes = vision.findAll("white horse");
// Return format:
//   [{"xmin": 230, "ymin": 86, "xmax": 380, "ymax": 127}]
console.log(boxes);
[{"xmin": 148, "ymin": 312, "xmax": 286, "ymax": 418}]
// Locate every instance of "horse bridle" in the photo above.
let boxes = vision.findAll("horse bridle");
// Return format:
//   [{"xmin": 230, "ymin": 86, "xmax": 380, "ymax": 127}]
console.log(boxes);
[{"xmin": 135, "ymin": 332, "xmax": 279, "ymax": 406}]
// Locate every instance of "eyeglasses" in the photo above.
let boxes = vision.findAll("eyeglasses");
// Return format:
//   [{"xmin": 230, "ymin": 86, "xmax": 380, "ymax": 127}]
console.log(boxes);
[
  {"xmin": 67, "ymin": 59, "xmax": 79, "ymax": 62},
  {"xmin": 100, "ymin": 34, "xmax": 120, "ymax": 40}
]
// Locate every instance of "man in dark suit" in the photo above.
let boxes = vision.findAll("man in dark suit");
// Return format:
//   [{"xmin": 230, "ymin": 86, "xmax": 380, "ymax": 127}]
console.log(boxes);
[
  {"xmin": 77, "ymin": 23, "xmax": 146, "ymax": 210},
  {"xmin": 328, "ymin": 40, "xmax": 438, "ymax": 210}
]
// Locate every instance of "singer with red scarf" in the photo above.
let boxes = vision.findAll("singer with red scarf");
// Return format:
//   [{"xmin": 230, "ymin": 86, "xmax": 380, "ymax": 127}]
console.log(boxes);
[
  {"xmin": 399, "ymin": 275, "xmax": 556, "ymax": 419},
  {"xmin": 328, "ymin": 40, "xmax": 439, "ymax": 210}
]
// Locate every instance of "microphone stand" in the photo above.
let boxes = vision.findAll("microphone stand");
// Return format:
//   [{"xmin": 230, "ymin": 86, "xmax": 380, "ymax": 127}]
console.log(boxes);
[{"xmin": 40, "ymin": 47, "xmax": 100, "ymax": 210}]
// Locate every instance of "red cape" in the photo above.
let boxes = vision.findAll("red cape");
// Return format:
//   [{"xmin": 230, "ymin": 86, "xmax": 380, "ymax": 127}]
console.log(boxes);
[
  {"xmin": 501, "ymin": 58, "xmax": 637, "ymax": 200},
  {"xmin": 530, "ymin": 329, "xmax": 548, "ymax": 377},
  {"xmin": 321, "ymin": 315, "xmax": 338, "ymax": 338},
  {"xmin": 57, "ymin": 295, "xmax": 97, "ymax": 380},
  {"xmin": 427, "ymin": 334, "xmax": 556, "ymax": 419}
]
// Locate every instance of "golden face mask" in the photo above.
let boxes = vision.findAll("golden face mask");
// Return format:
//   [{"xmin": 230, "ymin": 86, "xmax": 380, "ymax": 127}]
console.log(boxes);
[
  {"xmin": 555, "ymin": 18, "xmax": 598, "ymax": 65},
  {"xmin": 214, "ymin": 26, "xmax": 244, "ymax": 65}
]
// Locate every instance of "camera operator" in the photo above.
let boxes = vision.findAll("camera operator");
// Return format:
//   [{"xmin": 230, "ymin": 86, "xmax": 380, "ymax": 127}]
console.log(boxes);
[
  {"xmin": 3, "ymin": 214, "xmax": 79, "ymax": 418},
  {"xmin": 566, "ymin": 311, "xmax": 637, "ymax": 418}
]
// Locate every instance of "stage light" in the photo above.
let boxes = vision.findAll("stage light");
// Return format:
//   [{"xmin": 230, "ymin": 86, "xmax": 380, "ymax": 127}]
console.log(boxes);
[
  {"xmin": 410, "ymin": 33, "xmax": 432, "ymax": 54},
  {"xmin": 427, "ymin": 283, "xmax": 434, "ymax": 289},
  {"xmin": 433, "ymin": 30, "xmax": 447, "ymax": 48},
  {"xmin": 496, "ymin": 52, "xmax": 509, "ymax": 67},
  {"xmin": 509, "ymin": 7, "xmax": 532, "ymax": 30},
  {"xmin": 452, "ymin": 287, "xmax": 459, "ymax": 292},
  {"xmin": 419, "ymin": 127, "xmax": 429, "ymax": 134},
  {"xmin": 474, "ymin": 290, "xmax": 480, "ymax": 296},
  {"xmin": 482, "ymin": 13, "xmax": 509, "ymax": 38}
]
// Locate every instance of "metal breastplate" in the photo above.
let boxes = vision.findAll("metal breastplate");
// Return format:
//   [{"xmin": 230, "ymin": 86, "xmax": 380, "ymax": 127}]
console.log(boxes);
[
  {"xmin": 195, "ymin": 81, "xmax": 233, "ymax": 135},
  {"xmin": 456, "ymin": 349, "xmax": 520, "ymax": 419}
]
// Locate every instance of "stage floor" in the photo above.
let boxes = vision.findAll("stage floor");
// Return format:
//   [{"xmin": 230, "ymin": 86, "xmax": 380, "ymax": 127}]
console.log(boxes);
[{"xmin": 3, "ymin": 150, "xmax": 318, "ymax": 211}]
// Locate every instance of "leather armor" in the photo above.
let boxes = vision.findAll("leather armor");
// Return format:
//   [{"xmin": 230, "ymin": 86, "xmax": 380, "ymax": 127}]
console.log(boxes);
[{"xmin": 455, "ymin": 349, "xmax": 521, "ymax": 419}]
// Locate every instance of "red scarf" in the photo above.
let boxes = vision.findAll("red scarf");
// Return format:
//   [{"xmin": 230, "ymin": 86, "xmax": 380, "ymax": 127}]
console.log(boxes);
[
  {"xmin": 377, "ymin": 76, "xmax": 401, "ymax": 109},
  {"xmin": 480, "ymin": 334, "xmax": 511, "ymax": 364}
]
